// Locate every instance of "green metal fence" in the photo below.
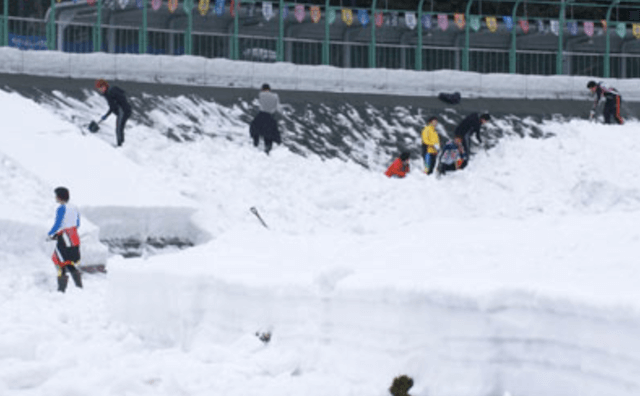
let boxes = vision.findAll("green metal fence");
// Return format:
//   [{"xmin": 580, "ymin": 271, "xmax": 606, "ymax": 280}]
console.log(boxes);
[
  {"xmin": 6, "ymin": 0, "xmax": 640, "ymax": 78},
  {"xmin": 516, "ymin": 50, "xmax": 556, "ymax": 75},
  {"xmin": 421, "ymin": 46, "xmax": 459, "ymax": 71}
]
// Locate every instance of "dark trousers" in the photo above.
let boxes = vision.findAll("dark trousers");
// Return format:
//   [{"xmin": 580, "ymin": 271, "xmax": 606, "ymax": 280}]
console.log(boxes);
[
  {"xmin": 57, "ymin": 263, "xmax": 82, "ymax": 292},
  {"xmin": 424, "ymin": 153, "xmax": 437, "ymax": 175},
  {"xmin": 438, "ymin": 162, "xmax": 458, "ymax": 175},
  {"xmin": 604, "ymin": 97, "xmax": 624, "ymax": 125},
  {"xmin": 252, "ymin": 134, "xmax": 274, "ymax": 154},
  {"xmin": 421, "ymin": 144, "xmax": 437, "ymax": 175},
  {"xmin": 116, "ymin": 110, "xmax": 131, "ymax": 146},
  {"xmin": 454, "ymin": 136, "xmax": 471, "ymax": 160}
]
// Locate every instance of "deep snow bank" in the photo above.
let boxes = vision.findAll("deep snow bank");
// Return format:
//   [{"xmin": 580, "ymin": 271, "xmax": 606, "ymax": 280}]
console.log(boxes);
[
  {"xmin": 0, "ymin": 90, "xmax": 207, "ymax": 263},
  {"xmin": 107, "ymin": 217, "xmax": 640, "ymax": 396}
]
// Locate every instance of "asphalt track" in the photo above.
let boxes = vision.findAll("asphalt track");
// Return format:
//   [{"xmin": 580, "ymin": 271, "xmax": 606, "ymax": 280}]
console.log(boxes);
[{"xmin": 3, "ymin": 72, "xmax": 639, "ymax": 120}]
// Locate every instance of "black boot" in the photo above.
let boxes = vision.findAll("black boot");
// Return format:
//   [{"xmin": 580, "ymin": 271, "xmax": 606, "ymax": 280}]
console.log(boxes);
[
  {"xmin": 57, "ymin": 275, "xmax": 69, "ymax": 293},
  {"xmin": 68, "ymin": 265, "xmax": 83, "ymax": 289}
]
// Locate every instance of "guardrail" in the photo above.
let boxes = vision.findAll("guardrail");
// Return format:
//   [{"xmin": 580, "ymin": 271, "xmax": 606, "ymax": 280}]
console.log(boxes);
[{"xmin": 5, "ymin": 13, "xmax": 640, "ymax": 78}]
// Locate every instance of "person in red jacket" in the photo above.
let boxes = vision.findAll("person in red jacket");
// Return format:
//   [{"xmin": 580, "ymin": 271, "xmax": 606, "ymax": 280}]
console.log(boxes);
[{"xmin": 385, "ymin": 152, "xmax": 411, "ymax": 178}]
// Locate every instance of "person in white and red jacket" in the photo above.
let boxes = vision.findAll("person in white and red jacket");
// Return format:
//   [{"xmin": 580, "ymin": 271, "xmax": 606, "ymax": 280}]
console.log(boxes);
[
  {"xmin": 48, "ymin": 187, "xmax": 82, "ymax": 293},
  {"xmin": 587, "ymin": 80, "xmax": 624, "ymax": 125}
]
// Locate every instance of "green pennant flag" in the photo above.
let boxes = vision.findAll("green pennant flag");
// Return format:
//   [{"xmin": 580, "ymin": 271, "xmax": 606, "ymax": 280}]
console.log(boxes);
[
  {"xmin": 617, "ymin": 22, "xmax": 627, "ymax": 38},
  {"xmin": 470, "ymin": 15, "xmax": 481, "ymax": 31},
  {"xmin": 328, "ymin": 8, "xmax": 336, "ymax": 24}
]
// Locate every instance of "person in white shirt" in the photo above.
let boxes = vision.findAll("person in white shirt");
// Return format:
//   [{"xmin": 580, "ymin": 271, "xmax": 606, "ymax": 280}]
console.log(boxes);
[{"xmin": 250, "ymin": 83, "xmax": 282, "ymax": 154}]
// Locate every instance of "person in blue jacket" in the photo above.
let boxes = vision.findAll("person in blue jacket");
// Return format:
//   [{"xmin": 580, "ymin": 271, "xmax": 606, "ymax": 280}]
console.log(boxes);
[
  {"xmin": 48, "ymin": 187, "xmax": 83, "ymax": 292},
  {"xmin": 95, "ymin": 79, "xmax": 132, "ymax": 147}
]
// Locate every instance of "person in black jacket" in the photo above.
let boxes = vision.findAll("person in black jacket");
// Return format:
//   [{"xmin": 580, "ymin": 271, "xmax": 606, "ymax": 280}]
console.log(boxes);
[
  {"xmin": 95, "ymin": 79, "xmax": 132, "ymax": 147},
  {"xmin": 453, "ymin": 112, "xmax": 490, "ymax": 168}
]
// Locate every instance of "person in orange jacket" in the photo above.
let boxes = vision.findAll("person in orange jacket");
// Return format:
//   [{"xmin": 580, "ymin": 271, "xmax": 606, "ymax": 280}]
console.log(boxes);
[{"xmin": 385, "ymin": 151, "xmax": 411, "ymax": 178}]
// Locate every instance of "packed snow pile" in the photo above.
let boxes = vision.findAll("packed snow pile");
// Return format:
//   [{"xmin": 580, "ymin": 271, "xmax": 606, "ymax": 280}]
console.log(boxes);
[{"xmin": 0, "ymin": 71, "xmax": 639, "ymax": 396}]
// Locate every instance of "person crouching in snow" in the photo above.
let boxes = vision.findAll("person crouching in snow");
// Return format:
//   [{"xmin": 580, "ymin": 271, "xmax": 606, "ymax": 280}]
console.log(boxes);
[
  {"xmin": 421, "ymin": 116, "xmax": 440, "ymax": 175},
  {"xmin": 437, "ymin": 140, "xmax": 465, "ymax": 176},
  {"xmin": 385, "ymin": 151, "xmax": 411, "ymax": 178},
  {"xmin": 48, "ymin": 187, "xmax": 82, "ymax": 293}
]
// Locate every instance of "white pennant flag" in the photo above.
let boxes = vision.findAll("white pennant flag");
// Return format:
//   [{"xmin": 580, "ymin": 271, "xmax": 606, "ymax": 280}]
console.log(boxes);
[
  {"xmin": 262, "ymin": 1, "xmax": 274, "ymax": 21},
  {"xmin": 550, "ymin": 20, "xmax": 560, "ymax": 36},
  {"xmin": 405, "ymin": 12, "xmax": 417, "ymax": 30}
]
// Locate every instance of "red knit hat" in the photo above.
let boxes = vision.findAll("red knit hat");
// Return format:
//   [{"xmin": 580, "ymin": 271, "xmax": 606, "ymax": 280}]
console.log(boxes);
[{"xmin": 95, "ymin": 79, "xmax": 109, "ymax": 90}]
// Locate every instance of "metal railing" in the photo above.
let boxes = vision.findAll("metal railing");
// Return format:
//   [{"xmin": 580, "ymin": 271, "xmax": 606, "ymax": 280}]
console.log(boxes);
[{"xmin": 6, "ymin": 3, "xmax": 640, "ymax": 78}]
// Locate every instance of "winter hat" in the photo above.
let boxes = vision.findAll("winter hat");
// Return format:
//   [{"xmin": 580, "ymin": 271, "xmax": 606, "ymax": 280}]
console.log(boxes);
[
  {"xmin": 400, "ymin": 151, "xmax": 411, "ymax": 161},
  {"xmin": 95, "ymin": 79, "xmax": 109, "ymax": 91}
]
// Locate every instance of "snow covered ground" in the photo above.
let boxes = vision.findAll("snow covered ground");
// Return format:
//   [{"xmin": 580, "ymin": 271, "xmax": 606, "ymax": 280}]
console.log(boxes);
[{"xmin": 1, "ymin": 76, "xmax": 640, "ymax": 396}]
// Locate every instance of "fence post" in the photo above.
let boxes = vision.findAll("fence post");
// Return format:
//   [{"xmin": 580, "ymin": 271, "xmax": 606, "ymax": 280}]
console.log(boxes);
[
  {"xmin": 510, "ymin": 0, "xmax": 522, "ymax": 74},
  {"xmin": 231, "ymin": 0, "xmax": 241, "ymax": 60},
  {"xmin": 47, "ymin": 0, "xmax": 56, "ymax": 50},
  {"xmin": 184, "ymin": 0, "xmax": 193, "ymax": 55},
  {"xmin": 1, "ymin": 0, "xmax": 7, "ymax": 47},
  {"xmin": 605, "ymin": 0, "xmax": 621, "ymax": 78},
  {"xmin": 463, "ymin": 0, "xmax": 474, "ymax": 71},
  {"xmin": 276, "ymin": 0, "xmax": 284, "ymax": 61},
  {"xmin": 416, "ymin": 0, "xmax": 425, "ymax": 70},
  {"xmin": 322, "ymin": 0, "xmax": 330, "ymax": 65},
  {"xmin": 369, "ymin": 0, "xmax": 378, "ymax": 68},
  {"xmin": 94, "ymin": 0, "xmax": 103, "ymax": 52},
  {"xmin": 140, "ymin": 0, "xmax": 148, "ymax": 54},
  {"xmin": 556, "ymin": 0, "xmax": 567, "ymax": 75}
]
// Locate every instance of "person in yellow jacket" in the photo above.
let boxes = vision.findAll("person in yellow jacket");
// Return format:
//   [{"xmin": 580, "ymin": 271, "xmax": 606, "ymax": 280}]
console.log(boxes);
[{"xmin": 421, "ymin": 116, "xmax": 441, "ymax": 175}]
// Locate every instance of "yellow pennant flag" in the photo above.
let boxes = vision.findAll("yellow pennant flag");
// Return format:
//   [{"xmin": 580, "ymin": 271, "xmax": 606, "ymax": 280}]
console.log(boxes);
[
  {"xmin": 198, "ymin": 0, "xmax": 210, "ymax": 16},
  {"xmin": 486, "ymin": 16, "xmax": 498, "ymax": 32},
  {"xmin": 342, "ymin": 8, "xmax": 353, "ymax": 26}
]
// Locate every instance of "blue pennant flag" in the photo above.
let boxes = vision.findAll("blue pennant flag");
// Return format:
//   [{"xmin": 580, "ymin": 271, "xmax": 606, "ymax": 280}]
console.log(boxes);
[
  {"xmin": 422, "ymin": 14, "xmax": 432, "ymax": 29},
  {"xmin": 215, "ymin": 0, "xmax": 225, "ymax": 16},
  {"xmin": 568, "ymin": 21, "xmax": 578, "ymax": 35},
  {"xmin": 358, "ymin": 9, "xmax": 369, "ymax": 27},
  {"xmin": 503, "ymin": 16, "xmax": 513, "ymax": 31},
  {"xmin": 282, "ymin": 6, "xmax": 289, "ymax": 20}
]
